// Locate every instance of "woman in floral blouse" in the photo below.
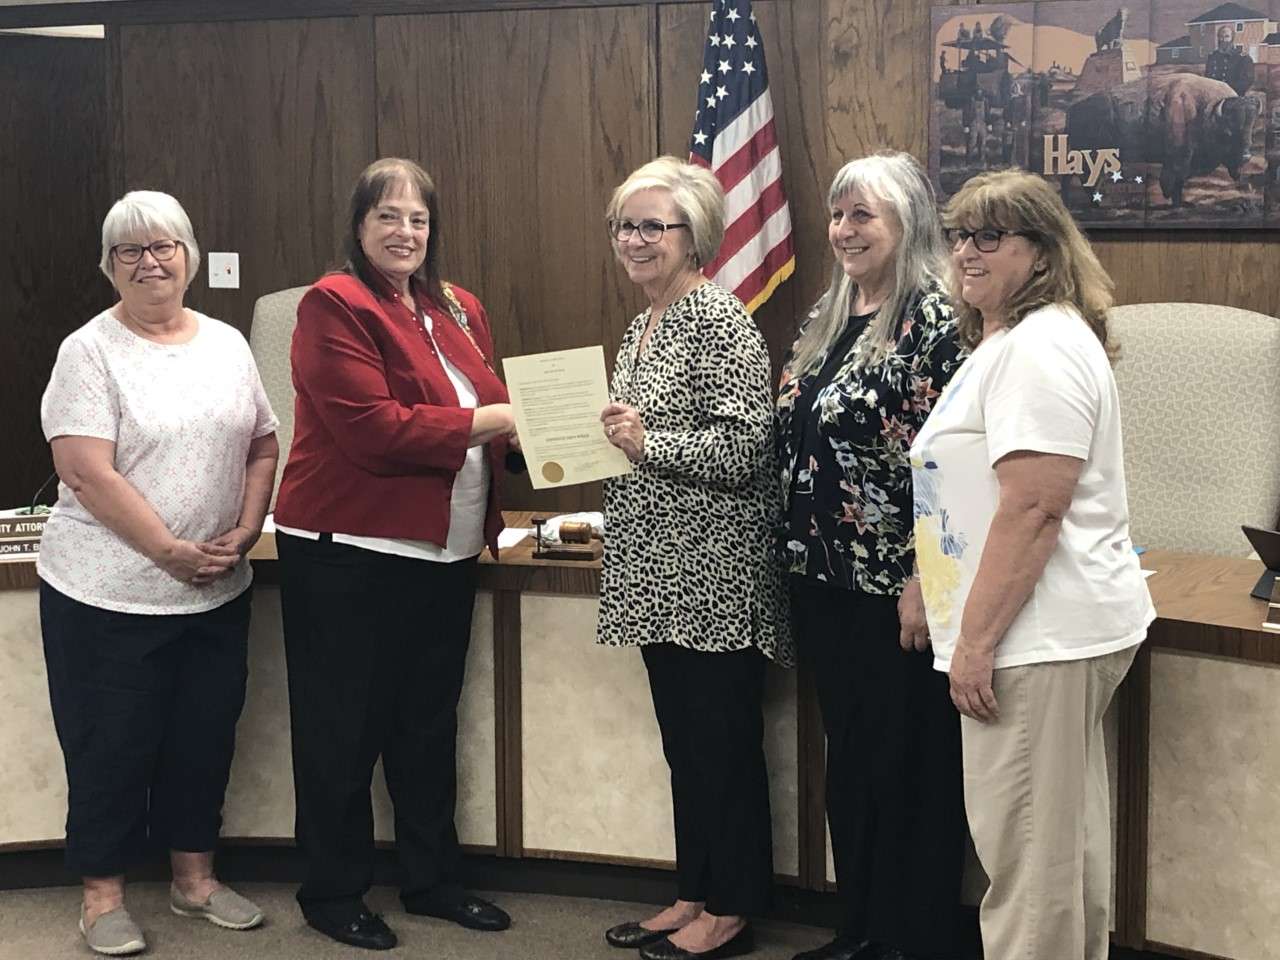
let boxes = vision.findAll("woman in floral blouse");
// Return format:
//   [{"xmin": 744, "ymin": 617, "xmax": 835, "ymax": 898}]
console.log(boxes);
[{"xmin": 775, "ymin": 152, "xmax": 966, "ymax": 960}]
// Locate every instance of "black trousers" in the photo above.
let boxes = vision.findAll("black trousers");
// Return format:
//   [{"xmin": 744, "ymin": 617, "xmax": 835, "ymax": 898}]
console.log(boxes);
[
  {"xmin": 790, "ymin": 577, "xmax": 965, "ymax": 959},
  {"xmin": 642, "ymin": 643, "xmax": 773, "ymax": 916},
  {"xmin": 278, "ymin": 532, "xmax": 477, "ymax": 916},
  {"xmin": 39, "ymin": 580, "xmax": 251, "ymax": 877}
]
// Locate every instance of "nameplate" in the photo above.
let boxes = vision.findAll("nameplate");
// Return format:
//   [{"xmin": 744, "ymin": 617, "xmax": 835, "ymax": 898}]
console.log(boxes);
[{"xmin": 0, "ymin": 515, "xmax": 47, "ymax": 564}]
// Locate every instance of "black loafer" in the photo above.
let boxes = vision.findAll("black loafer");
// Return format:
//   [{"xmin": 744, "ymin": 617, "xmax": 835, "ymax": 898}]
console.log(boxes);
[
  {"xmin": 792, "ymin": 935, "xmax": 875, "ymax": 960},
  {"xmin": 305, "ymin": 908, "xmax": 397, "ymax": 950},
  {"xmin": 640, "ymin": 925, "xmax": 755, "ymax": 960},
  {"xmin": 404, "ymin": 890, "xmax": 511, "ymax": 931},
  {"xmin": 606, "ymin": 921, "xmax": 681, "ymax": 948}
]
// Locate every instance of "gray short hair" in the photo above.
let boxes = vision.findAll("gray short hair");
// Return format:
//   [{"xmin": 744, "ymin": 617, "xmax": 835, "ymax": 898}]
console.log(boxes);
[
  {"xmin": 99, "ymin": 190, "xmax": 201, "ymax": 288},
  {"xmin": 606, "ymin": 156, "xmax": 725, "ymax": 267}
]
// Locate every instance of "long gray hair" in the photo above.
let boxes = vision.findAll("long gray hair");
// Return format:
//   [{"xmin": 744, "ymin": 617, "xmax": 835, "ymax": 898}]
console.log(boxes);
[{"xmin": 788, "ymin": 151, "xmax": 950, "ymax": 376}]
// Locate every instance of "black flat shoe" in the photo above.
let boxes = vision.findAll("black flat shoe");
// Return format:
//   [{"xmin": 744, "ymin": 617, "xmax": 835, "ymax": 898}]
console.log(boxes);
[
  {"xmin": 792, "ymin": 935, "xmax": 875, "ymax": 960},
  {"xmin": 606, "ymin": 921, "xmax": 681, "ymax": 948},
  {"xmin": 305, "ymin": 908, "xmax": 397, "ymax": 950},
  {"xmin": 404, "ymin": 890, "xmax": 511, "ymax": 931},
  {"xmin": 640, "ymin": 925, "xmax": 755, "ymax": 960}
]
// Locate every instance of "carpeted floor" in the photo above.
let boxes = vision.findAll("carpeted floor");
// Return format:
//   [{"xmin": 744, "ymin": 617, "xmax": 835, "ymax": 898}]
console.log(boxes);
[{"xmin": 0, "ymin": 882, "xmax": 831, "ymax": 960}]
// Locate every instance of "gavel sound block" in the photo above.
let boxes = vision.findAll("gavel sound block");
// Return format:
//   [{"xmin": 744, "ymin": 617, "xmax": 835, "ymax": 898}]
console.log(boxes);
[{"xmin": 531, "ymin": 517, "xmax": 603, "ymax": 561}]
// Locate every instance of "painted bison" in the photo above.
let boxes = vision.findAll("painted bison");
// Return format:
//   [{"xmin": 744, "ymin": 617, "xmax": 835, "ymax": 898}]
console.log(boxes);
[{"xmin": 1065, "ymin": 73, "xmax": 1259, "ymax": 207}]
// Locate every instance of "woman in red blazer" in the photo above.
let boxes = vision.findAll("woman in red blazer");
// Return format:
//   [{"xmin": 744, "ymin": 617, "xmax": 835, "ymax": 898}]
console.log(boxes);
[{"xmin": 274, "ymin": 157, "xmax": 517, "ymax": 951}]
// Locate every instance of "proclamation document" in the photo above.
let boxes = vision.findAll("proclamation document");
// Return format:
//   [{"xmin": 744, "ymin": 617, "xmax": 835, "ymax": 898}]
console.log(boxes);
[{"xmin": 502, "ymin": 345, "xmax": 632, "ymax": 489}]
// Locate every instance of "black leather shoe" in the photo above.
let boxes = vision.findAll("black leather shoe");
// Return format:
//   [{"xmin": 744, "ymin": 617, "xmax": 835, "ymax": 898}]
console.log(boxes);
[
  {"xmin": 792, "ymin": 935, "xmax": 875, "ymax": 960},
  {"xmin": 640, "ymin": 925, "xmax": 755, "ymax": 960},
  {"xmin": 606, "ymin": 921, "xmax": 681, "ymax": 948},
  {"xmin": 305, "ymin": 908, "xmax": 397, "ymax": 950},
  {"xmin": 404, "ymin": 889, "xmax": 511, "ymax": 931}
]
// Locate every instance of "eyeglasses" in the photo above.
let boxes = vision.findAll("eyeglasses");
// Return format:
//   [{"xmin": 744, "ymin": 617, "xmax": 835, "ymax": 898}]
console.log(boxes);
[
  {"xmin": 111, "ymin": 239, "xmax": 181, "ymax": 264},
  {"xmin": 945, "ymin": 228, "xmax": 1035, "ymax": 253},
  {"xmin": 607, "ymin": 218, "xmax": 690, "ymax": 244}
]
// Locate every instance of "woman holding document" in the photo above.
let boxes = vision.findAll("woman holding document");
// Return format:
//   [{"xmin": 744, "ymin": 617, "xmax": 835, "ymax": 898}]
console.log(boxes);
[
  {"xmin": 274, "ymin": 157, "xmax": 516, "ymax": 951},
  {"xmin": 597, "ymin": 156, "xmax": 791, "ymax": 960}
]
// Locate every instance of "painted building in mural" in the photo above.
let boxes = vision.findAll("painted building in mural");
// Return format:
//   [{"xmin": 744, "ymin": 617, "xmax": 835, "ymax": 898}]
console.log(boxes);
[{"xmin": 1187, "ymin": 2, "xmax": 1276, "ymax": 61}]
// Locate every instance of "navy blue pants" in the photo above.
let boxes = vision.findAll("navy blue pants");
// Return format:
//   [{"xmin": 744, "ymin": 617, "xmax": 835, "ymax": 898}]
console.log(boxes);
[{"xmin": 40, "ymin": 580, "xmax": 251, "ymax": 877}]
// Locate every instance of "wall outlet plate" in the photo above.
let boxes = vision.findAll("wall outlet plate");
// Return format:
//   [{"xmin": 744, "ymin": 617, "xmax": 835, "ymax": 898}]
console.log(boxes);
[{"xmin": 208, "ymin": 251, "xmax": 240, "ymax": 289}]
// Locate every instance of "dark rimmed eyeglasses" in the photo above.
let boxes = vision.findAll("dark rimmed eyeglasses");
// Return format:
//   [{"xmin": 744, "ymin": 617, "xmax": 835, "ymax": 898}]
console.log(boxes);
[
  {"xmin": 607, "ymin": 218, "xmax": 690, "ymax": 244},
  {"xmin": 945, "ymin": 228, "xmax": 1036, "ymax": 253},
  {"xmin": 111, "ymin": 239, "xmax": 182, "ymax": 264}
]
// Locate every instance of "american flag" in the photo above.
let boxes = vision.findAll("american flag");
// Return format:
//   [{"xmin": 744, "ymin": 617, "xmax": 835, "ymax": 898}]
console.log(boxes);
[{"xmin": 689, "ymin": 0, "xmax": 794, "ymax": 314}]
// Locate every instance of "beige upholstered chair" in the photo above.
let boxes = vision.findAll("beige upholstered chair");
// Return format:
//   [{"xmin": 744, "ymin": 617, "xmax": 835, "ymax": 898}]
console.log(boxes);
[
  {"xmin": 249, "ymin": 286, "xmax": 309, "ymax": 508},
  {"xmin": 1109, "ymin": 302, "xmax": 1280, "ymax": 557}
]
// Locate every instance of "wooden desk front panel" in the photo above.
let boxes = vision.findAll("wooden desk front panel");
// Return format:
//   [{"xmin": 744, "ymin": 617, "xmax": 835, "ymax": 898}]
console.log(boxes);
[
  {"xmin": 517, "ymin": 592, "xmax": 801, "ymax": 880},
  {"xmin": 1145, "ymin": 648, "xmax": 1280, "ymax": 960},
  {"xmin": 0, "ymin": 586, "xmax": 499, "ymax": 853}
]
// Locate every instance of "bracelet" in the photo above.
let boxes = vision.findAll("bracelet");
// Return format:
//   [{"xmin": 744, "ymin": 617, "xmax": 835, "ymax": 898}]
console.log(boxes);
[{"xmin": 910, "ymin": 572, "xmax": 921, "ymax": 581}]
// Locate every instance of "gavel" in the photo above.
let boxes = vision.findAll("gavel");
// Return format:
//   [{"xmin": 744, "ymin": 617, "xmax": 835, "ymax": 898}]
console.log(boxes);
[{"xmin": 558, "ymin": 520, "xmax": 599, "ymax": 544}]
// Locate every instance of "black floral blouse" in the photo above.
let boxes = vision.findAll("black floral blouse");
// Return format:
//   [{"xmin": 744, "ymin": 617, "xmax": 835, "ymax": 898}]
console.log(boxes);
[{"xmin": 774, "ymin": 288, "xmax": 965, "ymax": 595}]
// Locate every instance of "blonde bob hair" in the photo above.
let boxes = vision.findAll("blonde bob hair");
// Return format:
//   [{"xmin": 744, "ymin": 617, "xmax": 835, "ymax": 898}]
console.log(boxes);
[
  {"xmin": 99, "ymin": 190, "xmax": 200, "ymax": 289},
  {"xmin": 605, "ymin": 156, "xmax": 726, "ymax": 268},
  {"xmin": 942, "ymin": 169, "xmax": 1115, "ymax": 355},
  {"xmin": 789, "ymin": 151, "xmax": 951, "ymax": 376}
]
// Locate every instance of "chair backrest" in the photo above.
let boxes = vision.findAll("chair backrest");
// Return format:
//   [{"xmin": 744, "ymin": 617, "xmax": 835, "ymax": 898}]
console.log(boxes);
[
  {"xmin": 1109, "ymin": 302, "xmax": 1280, "ymax": 557},
  {"xmin": 248, "ymin": 286, "xmax": 309, "ymax": 509}
]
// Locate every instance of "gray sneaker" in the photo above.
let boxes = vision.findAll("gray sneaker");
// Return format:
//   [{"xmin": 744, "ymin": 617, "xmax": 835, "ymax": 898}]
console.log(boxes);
[
  {"xmin": 79, "ymin": 906, "xmax": 146, "ymax": 956},
  {"xmin": 170, "ymin": 884, "xmax": 265, "ymax": 930}
]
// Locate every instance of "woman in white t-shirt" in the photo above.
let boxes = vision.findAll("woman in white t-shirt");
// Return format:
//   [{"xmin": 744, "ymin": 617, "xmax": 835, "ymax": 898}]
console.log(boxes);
[
  {"xmin": 909, "ymin": 170, "xmax": 1154, "ymax": 960},
  {"xmin": 38, "ymin": 191, "xmax": 278, "ymax": 956}
]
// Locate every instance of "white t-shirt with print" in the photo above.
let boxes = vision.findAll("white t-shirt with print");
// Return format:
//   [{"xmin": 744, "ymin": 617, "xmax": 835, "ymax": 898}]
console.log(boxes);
[
  {"xmin": 38, "ymin": 310, "xmax": 279, "ymax": 614},
  {"xmin": 909, "ymin": 304, "xmax": 1153, "ymax": 672}
]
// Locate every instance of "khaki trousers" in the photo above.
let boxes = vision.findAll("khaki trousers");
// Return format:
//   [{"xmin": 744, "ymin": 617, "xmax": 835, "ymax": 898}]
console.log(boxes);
[{"xmin": 961, "ymin": 644, "xmax": 1138, "ymax": 960}]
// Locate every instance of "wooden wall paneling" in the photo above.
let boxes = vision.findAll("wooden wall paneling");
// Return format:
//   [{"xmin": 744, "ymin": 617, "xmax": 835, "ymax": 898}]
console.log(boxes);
[
  {"xmin": 825, "ymin": 0, "xmax": 955, "ymax": 166},
  {"xmin": 749, "ymin": 0, "xmax": 831, "ymax": 376},
  {"xmin": 1092, "ymin": 231, "xmax": 1280, "ymax": 316},
  {"xmin": 119, "ymin": 17, "xmax": 375, "ymax": 338},
  {"xmin": 4, "ymin": 0, "xmax": 709, "ymax": 32},
  {"xmin": 0, "ymin": 35, "xmax": 113, "ymax": 508},
  {"xmin": 375, "ymin": 6, "xmax": 655, "ymax": 512},
  {"xmin": 655, "ymin": 3, "xmax": 704, "ymax": 158}
]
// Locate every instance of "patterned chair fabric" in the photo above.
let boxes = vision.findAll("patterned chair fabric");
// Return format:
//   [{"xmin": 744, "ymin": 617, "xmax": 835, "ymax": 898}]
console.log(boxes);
[
  {"xmin": 1109, "ymin": 302, "xmax": 1280, "ymax": 557},
  {"xmin": 248, "ymin": 286, "xmax": 309, "ymax": 509}
]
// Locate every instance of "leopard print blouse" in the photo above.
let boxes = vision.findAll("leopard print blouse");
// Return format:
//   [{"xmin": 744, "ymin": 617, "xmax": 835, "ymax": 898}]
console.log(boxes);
[{"xmin": 597, "ymin": 282, "xmax": 793, "ymax": 667}]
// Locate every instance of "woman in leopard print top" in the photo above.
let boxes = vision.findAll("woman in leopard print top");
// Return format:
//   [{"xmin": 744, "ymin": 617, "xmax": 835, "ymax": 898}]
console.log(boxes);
[{"xmin": 596, "ymin": 157, "xmax": 790, "ymax": 960}]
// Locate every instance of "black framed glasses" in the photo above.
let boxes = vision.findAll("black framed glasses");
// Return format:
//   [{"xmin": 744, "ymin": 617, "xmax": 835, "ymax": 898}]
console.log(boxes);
[
  {"xmin": 608, "ymin": 218, "xmax": 690, "ymax": 243},
  {"xmin": 111, "ymin": 239, "xmax": 182, "ymax": 264},
  {"xmin": 945, "ymin": 228, "xmax": 1035, "ymax": 253}
]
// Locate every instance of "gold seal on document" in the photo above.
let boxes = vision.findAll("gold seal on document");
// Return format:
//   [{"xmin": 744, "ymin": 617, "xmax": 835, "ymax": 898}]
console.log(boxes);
[{"xmin": 541, "ymin": 461, "xmax": 565, "ymax": 483}]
